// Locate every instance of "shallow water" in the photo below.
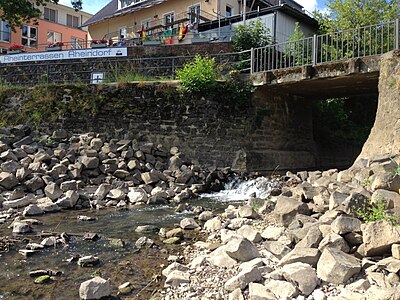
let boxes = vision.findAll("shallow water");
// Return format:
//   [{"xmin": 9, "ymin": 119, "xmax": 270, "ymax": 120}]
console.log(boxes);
[{"xmin": 0, "ymin": 177, "xmax": 276, "ymax": 299}]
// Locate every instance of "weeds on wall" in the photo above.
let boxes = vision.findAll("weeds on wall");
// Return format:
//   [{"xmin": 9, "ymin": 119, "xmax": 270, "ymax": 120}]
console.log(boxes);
[{"xmin": 176, "ymin": 55, "xmax": 218, "ymax": 94}]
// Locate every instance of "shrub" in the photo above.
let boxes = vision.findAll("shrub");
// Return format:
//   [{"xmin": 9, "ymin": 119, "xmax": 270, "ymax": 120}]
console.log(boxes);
[
  {"xmin": 356, "ymin": 197, "xmax": 398, "ymax": 225},
  {"xmin": 231, "ymin": 19, "xmax": 271, "ymax": 51},
  {"xmin": 176, "ymin": 55, "xmax": 217, "ymax": 94}
]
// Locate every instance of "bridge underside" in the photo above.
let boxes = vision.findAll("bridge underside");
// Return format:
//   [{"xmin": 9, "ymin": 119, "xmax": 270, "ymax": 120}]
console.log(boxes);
[{"xmin": 244, "ymin": 56, "xmax": 381, "ymax": 171}]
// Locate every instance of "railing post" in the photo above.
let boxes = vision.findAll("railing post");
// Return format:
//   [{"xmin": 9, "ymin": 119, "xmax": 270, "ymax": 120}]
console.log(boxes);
[
  {"xmin": 395, "ymin": 18, "xmax": 399, "ymax": 50},
  {"xmin": 250, "ymin": 48, "xmax": 254, "ymax": 73},
  {"xmin": 312, "ymin": 34, "xmax": 317, "ymax": 66}
]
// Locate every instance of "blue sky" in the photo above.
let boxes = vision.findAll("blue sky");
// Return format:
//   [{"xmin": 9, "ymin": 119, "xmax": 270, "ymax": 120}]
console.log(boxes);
[{"xmin": 59, "ymin": 0, "xmax": 327, "ymax": 15}]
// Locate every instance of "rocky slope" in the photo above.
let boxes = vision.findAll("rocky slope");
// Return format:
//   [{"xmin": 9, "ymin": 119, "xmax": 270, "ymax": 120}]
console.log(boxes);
[{"xmin": 161, "ymin": 154, "xmax": 400, "ymax": 300}]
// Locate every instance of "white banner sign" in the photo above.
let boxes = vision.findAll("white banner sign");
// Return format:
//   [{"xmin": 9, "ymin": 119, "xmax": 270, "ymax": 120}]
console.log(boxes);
[{"xmin": 0, "ymin": 47, "xmax": 128, "ymax": 64}]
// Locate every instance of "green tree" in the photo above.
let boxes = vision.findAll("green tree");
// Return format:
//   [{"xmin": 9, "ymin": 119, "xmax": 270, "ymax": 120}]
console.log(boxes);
[
  {"xmin": 315, "ymin": 0, "xmax": 399, "ymax": 32},
  {"xmin": 285, "ymin": 22, "xmax": 312, "ymax": 66},
  {"xmin": 231, "ymin": 19, "xmax": 271, "ymax": 51},
  {"xmin": 0, "ymin": 0, "xmax": 82, "ymax": 30}
]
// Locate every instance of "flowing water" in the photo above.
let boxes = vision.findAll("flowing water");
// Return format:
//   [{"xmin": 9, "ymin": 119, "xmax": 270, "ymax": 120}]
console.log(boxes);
[{"xmin": 0, "ymin": 177, "xmax": 278, "ymax": 300}]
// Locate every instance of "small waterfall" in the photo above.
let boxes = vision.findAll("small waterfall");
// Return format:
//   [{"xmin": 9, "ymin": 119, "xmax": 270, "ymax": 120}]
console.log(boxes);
[{"xmin": 201, "ymin": 176, "xmax": 281, "ymax": 202}]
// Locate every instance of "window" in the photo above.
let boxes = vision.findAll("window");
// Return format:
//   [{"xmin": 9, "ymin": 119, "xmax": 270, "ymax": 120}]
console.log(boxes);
[
  {"xmin": 47, "ymin": 31, "xmax": 62, "ymax": 44},
  {"xmin": 22, "ymin": 25, "xmax": 37, "ymax": 48},
  {"xmin": 164, "ymin": 12, "xmax": 174, "ymax": 29},
  {"xmin": 189, "ymin": 5, "xmax": 200, "ymax": 24},
  {"xmin": 119, "ymin": 0, "xmax": 145, "ymax": 9},
  {"xmin": 67, "ymin": 14, "xmax": 80, "ymax": 28},
  {"xmin": 71, "ymin": 37, "xmax": 84, "ymax": 49},
  {"xmin": 141, "ymin": 19, "xmax": 151, "ymax": 30},
  {"xmin": 120, "ymin": 27, "xmax": 127, "ymax": 39},
  {"xmin": 226, "ymin": 5, "xmax": 233, "ymax": 17},
  {"xmin": 0, "ymin": 20, "xmax": 10, "ymax": 42},
  {"xmin": 44, "ymin": 7, "xmax": 57, "ymax": 22}
]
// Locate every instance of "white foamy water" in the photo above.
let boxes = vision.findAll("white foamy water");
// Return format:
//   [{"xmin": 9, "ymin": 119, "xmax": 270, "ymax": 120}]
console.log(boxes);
[{"xmin": 201, "ymin": 176, "xmax": 281, "ymax": 202}]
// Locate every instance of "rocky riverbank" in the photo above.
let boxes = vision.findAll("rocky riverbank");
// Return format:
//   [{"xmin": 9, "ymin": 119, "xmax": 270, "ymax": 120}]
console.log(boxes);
[
  {"xmin": 0, "ymin": 125, "xmax": 245, "ymax": 299},
  {"xmin": 161, "ymin": 154, "xmax": 400, "ymax": 300}
]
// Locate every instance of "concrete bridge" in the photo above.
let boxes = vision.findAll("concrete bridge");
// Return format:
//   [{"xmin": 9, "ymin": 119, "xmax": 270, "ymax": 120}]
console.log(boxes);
[{"xmin": 242, "ymin": 19, "xmax": 399, "ymax": 171}]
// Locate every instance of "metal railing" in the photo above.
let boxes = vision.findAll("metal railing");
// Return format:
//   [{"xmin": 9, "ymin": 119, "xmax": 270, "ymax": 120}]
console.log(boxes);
[{"xmin": 251, "ymin": 19, "xmax": 400, "ymax": 73}]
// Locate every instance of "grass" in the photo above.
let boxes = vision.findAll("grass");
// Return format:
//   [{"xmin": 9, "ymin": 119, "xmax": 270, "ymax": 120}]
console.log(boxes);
[{"xmin": 104, "ymin": 72, "xmax": 169, "ymax": 83}]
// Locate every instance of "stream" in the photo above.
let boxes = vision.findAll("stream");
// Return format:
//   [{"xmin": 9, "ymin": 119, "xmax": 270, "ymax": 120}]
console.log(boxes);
[{"xmin": 0, "ymin": 177, "xmax": 278, "ymax": 300}]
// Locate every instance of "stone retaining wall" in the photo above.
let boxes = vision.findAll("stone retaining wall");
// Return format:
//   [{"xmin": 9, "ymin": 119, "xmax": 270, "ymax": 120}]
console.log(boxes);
[{"xmin": 0, "ymin": 43, "xmax": 234, "ymax": 85}]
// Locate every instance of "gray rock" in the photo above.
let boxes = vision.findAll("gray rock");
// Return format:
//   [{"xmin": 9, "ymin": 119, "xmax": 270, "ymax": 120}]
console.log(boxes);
[
  {"xmin": 317, "ymin": 247, "xmax": 361, "ymax": 284},
  {"xmin": 25, "ymin": 175, "xmax": 44, "ymax": 192},
  {"xmin": 127, "ymin": 187, "xmax": 148, "ymax": 203},
  {"xmin": 114, "ymin": 169, "xmax": 130, "ymax": 179},
  {"xmin": 198, "ymin": 211, "xmax": 213, "ymax": 222},
  {"xmin": 238, "ymin": 205, "xmax": 259, "ymax": 219},
  {"xmin": 41, "ymin": 236, "xmax": 58, "ymax": 247},
  {"xmin": 3, "ymin": 194, "xmax": 36, "ymax": 209},
  {"xmin": 225, "ymin": 237, "xmax": 260, "ymax": 262},
  {"xmin": 23, "ymin": 204, "xmax": 44, "ymax": 216},
  {"xmin": 273, "ymin": 196, "xmax": 310, "ymax": 226},
  {"xmin": 180, "ymin": 218, "xmax": 199, "ymax": 230},
  {"xmin": 93, "ymin": 183, "xmax": 111, "ymax": 201},
  {"xmin": 1, "ymin": 161, "xmax": 21, "ymax": 174},
  {"xmin": 362, "ymin": 220, "xmax": 400, "ymax": 256},
  {"xmin": 329, "ymin": 191, "xmax": 349, "ymax": 210},
  {"xmin": 208, "ymin": 247, "xmax": 237, "ymax": 268},
  {"xmin": 204, "ymin": 217, "xmax": 222, "ymax": 232},
  {"xmin": 281, "ymin": 262, "xmax": 318, "ymax": 296},
  {"xmin": 261, "ymin": 226, "xmax": 285, "ymax": 241},
  {"xmin": 81, "ymin": 156, "xmax": 99, "ymax": 169},
  {"xmin": 248, "ymin": 282, "xmax": 277, "ymax": 300},
  {"xmin": 79, "ymin": 277, "xmax": 110, "ymax": 300},
  {"xmin": 162, "ymin": 262, "xmax": 189, "ymax": 277},
  {"xmin": 164, "ymin": 270, "xmax": 190, "ymax": 287},
  {"xmin": 107, "ymin": 189, "xmax": 126, "ymax": 200},
  {"xmin": 237, "ymin": 225, "xmax": 262, "ymax": 243},
  {"xmin": 376, "ymin": 257, "xmax": 400, "ymax": 273},
  {"xmin": 135, "ymin": 236, "xmax": 154, "ymax": 249},
  {"xmin": 365, "ymin": 285, "xmax": 400, "ymax": 300},
  {"xmin": 135, "ymin": 225, "xmax": 159, "ymax": 233},
  {"xmin": 331, "ymin": 215, "xmax": 362, "ymax": 234},
  {"xmin": 295, "ymin": 226, "xmax": 323, "ymax": 248},
  {"xmin": 265, "ymin": 280, "xmax": 298, "ymax": 299},
  {"xmin": 371, "ymin": 189, "xmax": 400, "ymax": 209},
  {"xmin": 78, "ymin": 255, "xmax": 100, "ymax": 267},
  {"xmin": 224, "ymin": 266, "xmax": 262, "ymax": 291},
  {"xmin": 392, "ymin": 244, "xmax": 400, "ymax": 259},
  {"xmin": 12, "ymin": 221, "xmax": 31, "ymax": 234},
  {"xmin": 279, "ymin": 247, "xmax": 321, "ymax": 267},
  {"xmin": 141, "ymin": 172, "xmax": 159, "ymax": 184},
  {"xmin": 56, "ymin": 190, "xmax": 79, "ymax": 208},
  {"xmin": 318, "ymin": 233, "xmax": 350, "ymax": 253},
  {"xmin": 60, "ymin": 180, "xmax": 78, "ymax": 192},
  {"xmin": 44, "ymin": 183, "xmax": 63, "ymax": 201},
  {"xmin": 0, "ymin": 172, "xmax": 19, "ymax": 189},
  {"xmin": 229, "ymin": 288, "xmax": 245, "ymax": 300},
  {"xmin": 263, "ymin": 241, "xmax": 291, "ymax": 259},
  {"xmin": 371, "ymin": 173, "xmax": 400, "ymax": 193}
]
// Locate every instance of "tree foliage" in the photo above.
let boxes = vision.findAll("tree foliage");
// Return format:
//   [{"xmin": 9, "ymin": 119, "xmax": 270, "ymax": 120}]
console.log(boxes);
[
  {"xmin": 0, "ymin": 0, "xmax": 82, "ymax": 30},
  {"xmin": 231, "ymin": 19, "xmax": 271, "ymax": 51},
  {"xmin": 315, "ymin": 0, "xmax": 399, "ymax": 32}
]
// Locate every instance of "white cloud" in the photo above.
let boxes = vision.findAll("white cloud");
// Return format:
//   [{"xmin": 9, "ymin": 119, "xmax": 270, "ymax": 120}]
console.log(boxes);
[{"xmin": 296, "ymin": 0, "xmax": 318, "ymax": 12}]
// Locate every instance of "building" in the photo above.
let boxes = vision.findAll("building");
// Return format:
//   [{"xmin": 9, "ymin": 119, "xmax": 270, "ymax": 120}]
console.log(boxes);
[
  {"xmin": 82, "ymin": 0, "xmax": 317, "ymax": 45},
  {"xmin": 0, "ymin": 3, "xmax": 92, "ymax": 53}
]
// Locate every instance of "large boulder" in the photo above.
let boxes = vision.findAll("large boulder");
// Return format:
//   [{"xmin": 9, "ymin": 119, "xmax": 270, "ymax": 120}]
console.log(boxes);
[
  {"xmin": 79, "ymin": 277, "xmax": 110, "ymax": 300},
  {"xmin": 317, "ymin": 247, "xmax": 361, "ymax": 284},
  {"xmin": 273, "ymin": 196, "xmax": 310, "ymax": 226},
  {"xmin": 331, "ymin": 215, "xmax": 362, "ymax": 235},
  {"xmin": 224, "ymin": 266, "xmax": 262, "ymax": 291},
  {"xmin": 225, "ymin": 237, "xmax": 260, "ymax": 262},
  {"xmin": 281, "ymin": 262, "xmax": 318, "ymax": 296},
  {"xmin": 362, "ymin": 220, "xmax": 400, "ymax": 256}
]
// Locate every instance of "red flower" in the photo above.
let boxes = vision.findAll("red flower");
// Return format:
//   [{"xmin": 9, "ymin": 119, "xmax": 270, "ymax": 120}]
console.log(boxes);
[
  {"xmin": 8, "ymin": 44, "xmax": 24, "ymax": 51},
  {"xmin": 91, "ymin": 39, "xmax": 108, "ymax": 44},
  {"xmin": 48, "ymin": 42, "xmax": 64, "ymax": 47}
]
